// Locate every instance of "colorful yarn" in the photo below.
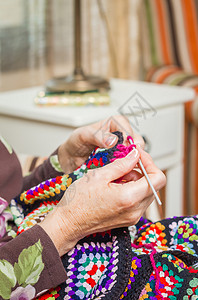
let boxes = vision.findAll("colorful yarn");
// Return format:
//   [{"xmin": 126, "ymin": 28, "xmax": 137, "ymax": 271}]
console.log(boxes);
[
  {"xmin": 17, "ymin": 200, "xmax": 59, "ymax": 234},
  {"xmin": 10, "ymin": 199, "xmax": 24, "ymax": 227},
  {"xmin": 136, "ymin": 222, "xmax": 168, "ymax": 248},
  {"xmin": 111, "ymin": 135, "xmax": 136, "ymax": 162},
  {"xmin": 18, "ymin": 134, "xmax": 133, "ymax": 207},
  {"xmin": 131, "ymin": 243, "xmax": 163, "ymax": 300},
  {"xmin": 86, "ymin": 147, "xmax": 108, "ymax": 168},
  {"xmin": 169, "ymin": 217, "xmax": 198, "ymax": 256},
  {"xmin": 63, "ymin": 233, "xmax": 118, "ymax": 299},
  {"xmin": 15, "ymin": 132, "xmax": 198, "ymax": 299},
  {"xmin": 19, "ymin": 175, "xmax": 71, "ymax": 205},
  {"xmin": 127, "ymin": 135, "xmax": 136, "ymax": 147},
  {"xmin": 36, "ymin": 286, "xmax": 61, "ymax": 299}
]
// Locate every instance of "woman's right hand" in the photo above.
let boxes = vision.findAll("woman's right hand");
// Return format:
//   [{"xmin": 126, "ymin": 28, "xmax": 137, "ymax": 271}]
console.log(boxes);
[{"xmin": 39, "ymin": 146, "xmax": 166, "ymax": 257}]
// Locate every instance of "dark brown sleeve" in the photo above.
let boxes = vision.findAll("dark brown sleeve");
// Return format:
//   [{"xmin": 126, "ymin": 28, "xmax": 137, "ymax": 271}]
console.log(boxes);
[
  {"xmin": 0, "ymin": 140, "xmax": 23, "ymax": 204},
  {"xmin": 0, "ymin": 225, "xmax": 67, "ymax": 298},
  {"xmin": 22, "ymin": 148, "xmax": 64, "ymax": 192}
]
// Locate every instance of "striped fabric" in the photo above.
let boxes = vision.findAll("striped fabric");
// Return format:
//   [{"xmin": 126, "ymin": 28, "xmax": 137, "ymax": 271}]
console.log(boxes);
[
  {"xmin": 146, "ymin": 65, "xmax": 198, "ymax": 125},
  {"xmin": 141, "ymin": 0, "xmax": 198, "ymax": 74},
  {"xmin": 146, "ymin": 65, "xmax": 198, "ymax": 95},
  {"xmin": 145, "ymin": 65, "xmax": 198, "ymax": 214},
  {"xmin": 140, "ymin": 0, "xmax": 198, "ymax": 215}
]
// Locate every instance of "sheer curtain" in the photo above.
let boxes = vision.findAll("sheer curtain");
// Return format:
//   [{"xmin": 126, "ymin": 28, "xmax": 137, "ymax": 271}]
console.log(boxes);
[{"xmin": 0, "ymin": 0, "xmax": 140, "ymax": 92}]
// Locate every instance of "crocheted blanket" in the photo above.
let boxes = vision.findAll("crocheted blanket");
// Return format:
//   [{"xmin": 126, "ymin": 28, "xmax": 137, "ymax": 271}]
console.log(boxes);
[{"xmin": 13, "ymin": 132, "xmax": 198, "ymax": 300}]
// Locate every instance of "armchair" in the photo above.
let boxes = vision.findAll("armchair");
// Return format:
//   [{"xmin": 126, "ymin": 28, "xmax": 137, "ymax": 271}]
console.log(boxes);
[{"xmin": 140, "ymin": 0, "xmax": 198, "ymax": 214}]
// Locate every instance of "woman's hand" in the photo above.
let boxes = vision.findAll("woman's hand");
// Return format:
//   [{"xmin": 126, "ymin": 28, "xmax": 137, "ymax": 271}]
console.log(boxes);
[
  {"xmin": 58, "ymin": 115, "xmax": 144, "ymax": 173},
  {"xmin": 39, "ymin": 146, "xmax": 166, "ymax": 257}
]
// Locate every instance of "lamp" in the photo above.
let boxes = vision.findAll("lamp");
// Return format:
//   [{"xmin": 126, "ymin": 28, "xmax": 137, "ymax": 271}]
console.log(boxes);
[{"xmin": 45, "ymin": 0, "xmax": 110, "ymax": 93}]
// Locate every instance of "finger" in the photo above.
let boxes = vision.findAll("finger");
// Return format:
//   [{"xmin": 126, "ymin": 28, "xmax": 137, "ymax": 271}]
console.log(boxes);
[
  {"xmin": 91, "ymin": 115, "xmax": 132, "ymax": 147},
  {"xmin": 100, "ymin": 148, "xmax": 140, "ymax": 182},
  {"xmin": 109, "ymin": 115, "xmax": 132, "ymax": 134},
  {"xmin": 79, "ymin": 120, "xmax": 118, "ymax": 149},
  {"xmin": 80, "ymin": 115, "xmax": 142, "ymax": 150},
  {"xmin": 103, "ymin": 132, "xmax": 118, "ymax": 148},
  {"xmin": 137, "ymin": 146, "xmax": 162, "ymax": 175},
  {"xmin": 119, "ymin": 170, "xmax": 143, "ymax": 183},
  {"xmin": 108, "ymin": 116, "xmax": 145, "ymax": 149},
  {"xmin": 95, "ymin": 115, "xmax": 132, "ymax": 148},
  {"xmin": 108, "ymin": 115, "xmax": 133, "ymax": 144},
  {"xmin": 124, "ymin": 195, "xmax": 155, "ymax": 225},
  {"xmin": 84, "ymin": 116, "xmax": 129, "ymax": 149},
  {"xmin": 123, "ymin": 148, "xmax": 166, "ymax": 200},
  {"xmin": 132, "ymin": 132, "xmax": 145, "ymax": 149}
]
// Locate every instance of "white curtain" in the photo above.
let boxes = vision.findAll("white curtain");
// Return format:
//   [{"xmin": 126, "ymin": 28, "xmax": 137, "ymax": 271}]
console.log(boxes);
[{"xmin": 0, "ymin": 0, "xmax": 141, "ymax": 92}]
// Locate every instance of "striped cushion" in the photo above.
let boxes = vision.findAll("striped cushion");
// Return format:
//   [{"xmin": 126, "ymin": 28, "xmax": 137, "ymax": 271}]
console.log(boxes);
[
  {"xmin": 141, "ymin": 0, "xmax": 198, "ymax": 75},
  {"xmin": 147, "ymin": 65, "xmax": 198, "ymax": 122}
]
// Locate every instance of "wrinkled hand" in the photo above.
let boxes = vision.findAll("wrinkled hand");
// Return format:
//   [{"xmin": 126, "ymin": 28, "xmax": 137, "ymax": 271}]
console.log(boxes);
[
  {"xmin": 58, "ymin": 115, "xmax": 144, "ymax": 173},
  {"xmin": 40, "ymin": 146, "xmax": 166, "ymax": 256}
]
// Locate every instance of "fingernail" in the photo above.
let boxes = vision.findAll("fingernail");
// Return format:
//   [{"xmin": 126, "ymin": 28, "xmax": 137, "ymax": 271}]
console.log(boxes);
[
  {"xmin": 105, "ymin": 135, "xmax": 117, "ymax": 147},
  {"xmin": 137, "ymin": 143, "xmax": 141, "ymax": 148},
  {"xmin": 128, "ymin": 148, "xmax": 138, "ymax": 158}
]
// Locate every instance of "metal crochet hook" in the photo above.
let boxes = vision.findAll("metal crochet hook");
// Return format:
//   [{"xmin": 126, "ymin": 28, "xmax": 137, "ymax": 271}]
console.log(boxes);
[{"xmin": 128, "ymin": 137, "xmax": 162, "ymax": 206}]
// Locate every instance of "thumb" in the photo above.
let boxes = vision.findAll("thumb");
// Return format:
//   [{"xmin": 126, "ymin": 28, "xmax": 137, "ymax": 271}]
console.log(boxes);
[
  {"xmin": 103, "ymin": 133, "xmax": 118, "ymax": 148},
  {"xmin": 81, "ymin": 128, "xmax": 118, "ymax": 149},
  {"xmin": 101, "ymin": 148, "xmax": 139, "ymax": 182}
]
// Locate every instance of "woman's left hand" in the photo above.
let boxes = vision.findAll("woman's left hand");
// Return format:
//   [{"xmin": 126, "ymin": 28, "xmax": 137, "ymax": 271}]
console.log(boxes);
[{"xmin": 58, "ymin": 115, "xmax": 144, "ymax": 173}]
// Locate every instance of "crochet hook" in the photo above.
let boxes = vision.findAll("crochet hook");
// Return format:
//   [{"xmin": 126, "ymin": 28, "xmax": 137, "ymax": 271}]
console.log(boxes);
[{"xmin": 128, "ymin": 138, "xmax": 162, "ymax": 206}]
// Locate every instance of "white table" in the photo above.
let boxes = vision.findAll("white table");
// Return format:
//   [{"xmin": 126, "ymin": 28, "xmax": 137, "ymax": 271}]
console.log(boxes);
[{"xmin": 0, "ymin": 78, "xmax": 195, "ymax": 218}]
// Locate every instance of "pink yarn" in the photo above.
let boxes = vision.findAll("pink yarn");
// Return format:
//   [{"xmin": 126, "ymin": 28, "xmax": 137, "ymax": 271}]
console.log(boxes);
[
  {"xmin": 111, "ymin": 135, "xmax": 136, "ymax": 162},
  {"xmin": 127, "ymin": 135, "xmax": 136, "ymax": 146},
  {"xmin": 131, "ymin": 242, "xmax": 164, "ymax": 300}
]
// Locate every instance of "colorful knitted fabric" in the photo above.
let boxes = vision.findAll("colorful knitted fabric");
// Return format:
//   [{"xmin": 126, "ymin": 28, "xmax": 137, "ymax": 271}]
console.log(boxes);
[{"xmin": 14, "ymin": 132, "xmax": 198, "ymax": 299}]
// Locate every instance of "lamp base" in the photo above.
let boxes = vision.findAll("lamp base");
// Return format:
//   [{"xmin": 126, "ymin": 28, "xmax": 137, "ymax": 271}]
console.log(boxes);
[{"xmin": 46, "ymin": 74, "xmax": 110, "ymax": 93}]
